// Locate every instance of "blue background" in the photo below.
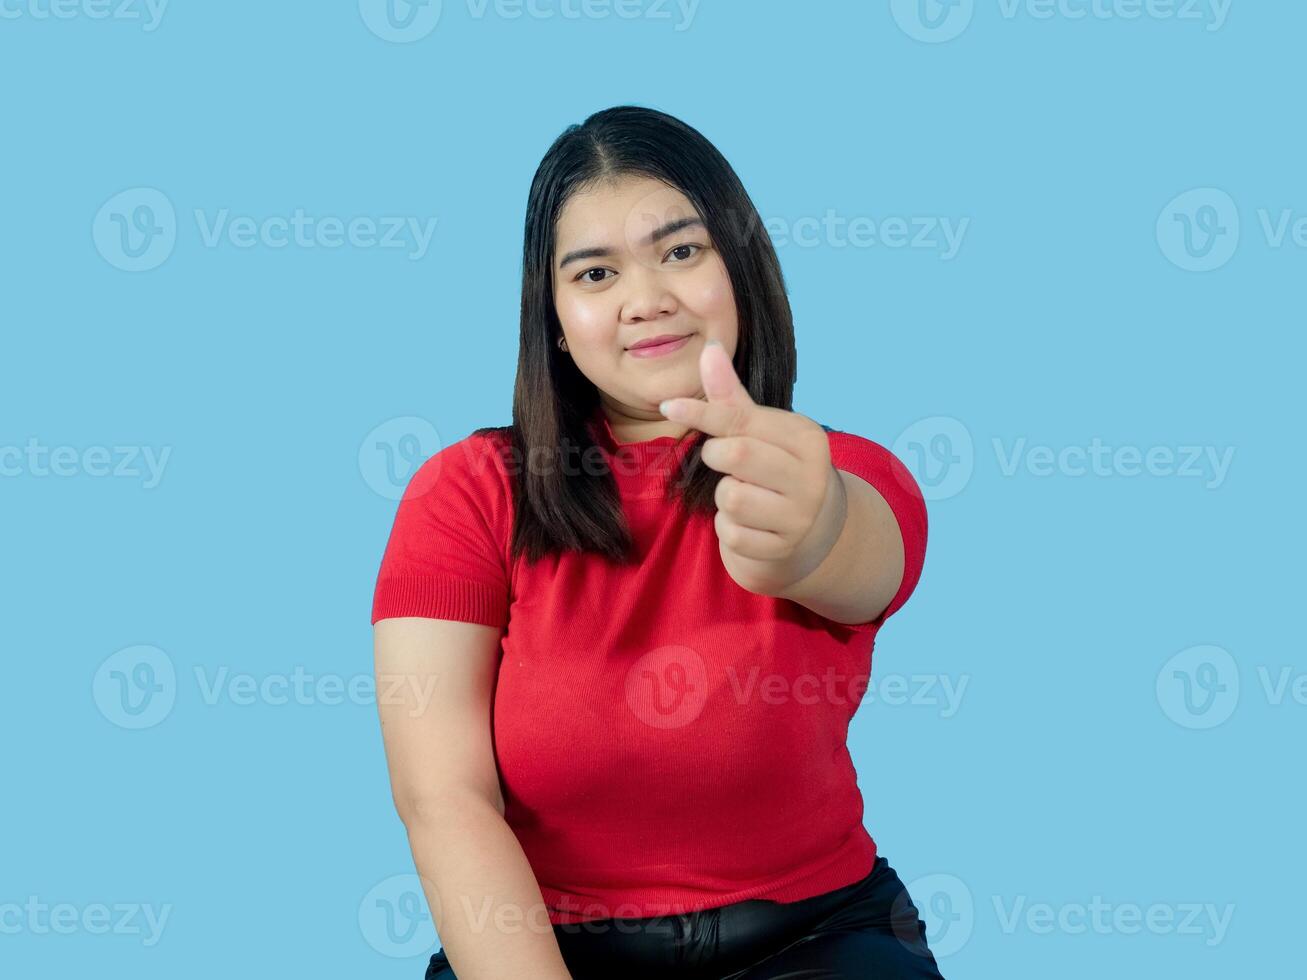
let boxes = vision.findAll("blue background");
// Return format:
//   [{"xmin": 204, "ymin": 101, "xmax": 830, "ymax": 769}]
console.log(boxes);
[{"xmin": 2, "ymin": 1, "xmax": 1298, "ymax": 976}]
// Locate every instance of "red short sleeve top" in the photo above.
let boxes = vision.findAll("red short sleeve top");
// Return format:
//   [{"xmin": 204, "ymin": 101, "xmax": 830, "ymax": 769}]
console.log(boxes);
[{"xmin": 371, "ymin": 404, "xmax": 928, "ymax": 923}]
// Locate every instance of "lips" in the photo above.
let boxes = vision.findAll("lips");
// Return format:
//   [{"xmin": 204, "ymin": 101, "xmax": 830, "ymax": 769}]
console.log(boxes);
[{"xmin": 627, "ymin": 333, "xmax": 692, "ymax": 351}]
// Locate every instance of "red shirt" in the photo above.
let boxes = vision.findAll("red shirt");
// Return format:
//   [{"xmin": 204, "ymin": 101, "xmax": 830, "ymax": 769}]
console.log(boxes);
[{"xmin": 371, "ymin": 404, "xmax": 928, "ymax": 924}]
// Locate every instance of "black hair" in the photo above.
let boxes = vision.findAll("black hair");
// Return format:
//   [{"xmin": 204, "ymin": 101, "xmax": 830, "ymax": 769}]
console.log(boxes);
[{"xmin": 475, "ymin": 104, "xmax": 797, "ymax": 565}]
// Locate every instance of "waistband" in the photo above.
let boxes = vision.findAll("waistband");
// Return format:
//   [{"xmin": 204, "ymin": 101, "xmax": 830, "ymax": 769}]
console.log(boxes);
[{"xmin": 548, "ymin": 858, "xmax": 885, "ymax": 980}]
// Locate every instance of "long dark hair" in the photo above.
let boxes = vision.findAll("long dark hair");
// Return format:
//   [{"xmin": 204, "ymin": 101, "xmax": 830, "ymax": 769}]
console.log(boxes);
[{"xmin": 474, "ymin": 104, "xmax": 797, "ymax": 565}]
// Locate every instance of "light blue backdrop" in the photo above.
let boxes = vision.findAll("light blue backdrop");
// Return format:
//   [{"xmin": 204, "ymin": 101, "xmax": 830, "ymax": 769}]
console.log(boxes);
[{"xmin": 2, "ymin": 1, "xmax": 1298, "ymax": 977}]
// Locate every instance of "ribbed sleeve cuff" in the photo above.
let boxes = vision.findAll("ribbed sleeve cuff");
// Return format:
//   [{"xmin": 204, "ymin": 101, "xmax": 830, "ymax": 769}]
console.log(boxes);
[
  {"xmin": 371, "ymin": 575, "xmax": 509, "ymax": 628},
  {"xmin": 828, "ymin": 446, "xmax": 928, "ymax": 634}
]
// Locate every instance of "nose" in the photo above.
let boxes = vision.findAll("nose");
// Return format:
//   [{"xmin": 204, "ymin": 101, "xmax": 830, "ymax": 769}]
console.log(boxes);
[{"xmin": 620, "ymin": 264, "xmax": 678, "ymax": 323}]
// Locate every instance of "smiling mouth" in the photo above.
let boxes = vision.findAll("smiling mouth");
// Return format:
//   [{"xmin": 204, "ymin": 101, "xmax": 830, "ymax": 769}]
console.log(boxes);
[
  {"xmin": 624, "ymin": 337, "xmax": 690, "ymax": 350},
  {"xmin": 626, "ymin": 333, "xmax": 694, "ymax": 355}
]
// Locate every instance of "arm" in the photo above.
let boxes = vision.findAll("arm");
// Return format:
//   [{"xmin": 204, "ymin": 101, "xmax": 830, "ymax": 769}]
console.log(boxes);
[
  {"xmin": 774, "ymin": 465, "xmax": 906, "ymax": 626},
  {"xmin": 660, "ymin": 342, "xmax": 920, "ymax": 629},
  {"xmin": 374, "ymin": 617, "xmax": 572, "ymax": 980}
]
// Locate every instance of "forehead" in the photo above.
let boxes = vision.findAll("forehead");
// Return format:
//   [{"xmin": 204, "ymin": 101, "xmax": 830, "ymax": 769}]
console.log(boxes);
[{"xmin": 554, "ymin": 175, "xmax": 700, "ymax": 247}]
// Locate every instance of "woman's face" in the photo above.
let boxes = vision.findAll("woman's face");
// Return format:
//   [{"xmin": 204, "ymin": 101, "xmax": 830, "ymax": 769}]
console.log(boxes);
[{"xmin": 552, "ymin": 174, "xmax": 739, "ymax": 433}]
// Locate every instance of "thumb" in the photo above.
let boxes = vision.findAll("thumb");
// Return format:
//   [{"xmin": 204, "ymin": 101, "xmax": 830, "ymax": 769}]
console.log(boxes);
[{"xmin": 700, "ymin": 341, "xmax": 752, "ymax": 406}]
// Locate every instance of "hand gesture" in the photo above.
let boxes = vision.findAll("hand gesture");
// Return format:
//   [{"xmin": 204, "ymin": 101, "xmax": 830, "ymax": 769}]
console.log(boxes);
[{"xmin": 659, "ymin": 341, "xmax": 847, "ymax": 596}]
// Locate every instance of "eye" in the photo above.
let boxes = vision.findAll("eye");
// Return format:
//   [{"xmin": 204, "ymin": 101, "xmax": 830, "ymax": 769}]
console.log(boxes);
[
  {"xmin": 572, "ymin": 243, "xmax": 704, "ymax": 284},
  {"xmin": 667, "ymin": 243, "xmax": 703, "ymax": 262}
]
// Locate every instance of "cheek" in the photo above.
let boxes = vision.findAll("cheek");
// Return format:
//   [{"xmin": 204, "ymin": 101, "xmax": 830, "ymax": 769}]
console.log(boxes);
[
  {"xmin": 689, "ymin": 264, "xmax": 738, "ymax": 323},
  {"xmin": 555, "ymin": 291, "xmax": 613, "ymax": 338}
]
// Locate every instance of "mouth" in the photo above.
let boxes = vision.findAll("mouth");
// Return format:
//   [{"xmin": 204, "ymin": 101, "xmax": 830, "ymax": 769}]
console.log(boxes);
[{"xmin": 625, "ymin": 333, "xmax": 694, "ymax": 358}]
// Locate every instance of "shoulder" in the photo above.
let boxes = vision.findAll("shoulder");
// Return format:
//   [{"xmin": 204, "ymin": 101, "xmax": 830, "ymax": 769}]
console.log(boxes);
[
  {"xmin": 819, "ymin": 424, "xmax": 923, "ymax": 505},
  {"xmin": 814, "ymin": 421, "xmax": 930, "ymax": 627},
  {"xmin": 816, "ymin": 422, "xmax": 928, "ymax": 563},
  {"xmin": 398, "ymin": 425, "xmax": 516, "ymax": 511},
  {"xmin": 372, "ymin": 426, "xmax": 515, "ymax": 626}
]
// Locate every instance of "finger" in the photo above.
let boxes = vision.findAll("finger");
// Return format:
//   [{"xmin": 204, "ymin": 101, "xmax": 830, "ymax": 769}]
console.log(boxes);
[
  {"xmin": 713, "ymin": 474, "xmax": 806, "ymax": 537},
  {"xmin": 661, "ymin": 398, "xmax": 815, "ymax": 459},
  {"xmin": 701, "ymin": 435, "xmax": 802, "ymax": 494},
  {"xmin": 714, "ymin": 511, "xmax": 790, "ymax": 561},
  {"xmin": 699, "ymin": 341, "xmax": 753, "ymax": 407},
  {"xmin": 658, "ymin": 342, "xmax": 756, "ymax": 437}
]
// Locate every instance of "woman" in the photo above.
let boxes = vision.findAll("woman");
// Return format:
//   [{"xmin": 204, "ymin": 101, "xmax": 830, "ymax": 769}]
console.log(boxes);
[{"xmin": 371, "ymin": 105, "xmax": 944, "ymax": 979}]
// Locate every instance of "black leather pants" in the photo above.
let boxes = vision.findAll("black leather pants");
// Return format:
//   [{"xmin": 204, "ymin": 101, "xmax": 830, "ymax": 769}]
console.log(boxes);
[{"xmin": 424, "ymin": 855, "xmax": 947, "ymax": 979}]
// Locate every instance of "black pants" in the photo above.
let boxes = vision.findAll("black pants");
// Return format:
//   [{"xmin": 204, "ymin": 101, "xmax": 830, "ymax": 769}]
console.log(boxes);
[{"xmin": 424, "ymin": 855, "xmax": 946, "ymax": 979}]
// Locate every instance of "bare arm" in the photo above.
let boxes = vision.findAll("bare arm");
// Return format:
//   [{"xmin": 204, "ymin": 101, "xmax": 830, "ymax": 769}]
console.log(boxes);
[
  {"xmin": 374, "ymin": 617, "xmax": 572, "ymax": 980},
  {"xmin": 776, "ymin": 466, "xmax": 906, "ymax": 626}
]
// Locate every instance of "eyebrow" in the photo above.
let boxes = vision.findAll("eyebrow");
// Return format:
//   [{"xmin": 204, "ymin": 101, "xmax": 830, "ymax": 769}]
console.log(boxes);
[{"xmin": 556, "ymin": 215, "xmax": 705, "ymax": 271}]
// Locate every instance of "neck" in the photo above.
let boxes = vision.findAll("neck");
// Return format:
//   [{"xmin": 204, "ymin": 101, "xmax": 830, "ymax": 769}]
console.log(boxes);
[{"xmin": 598, "ymin": 402, "xmax": 695, "ymax": 446}]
